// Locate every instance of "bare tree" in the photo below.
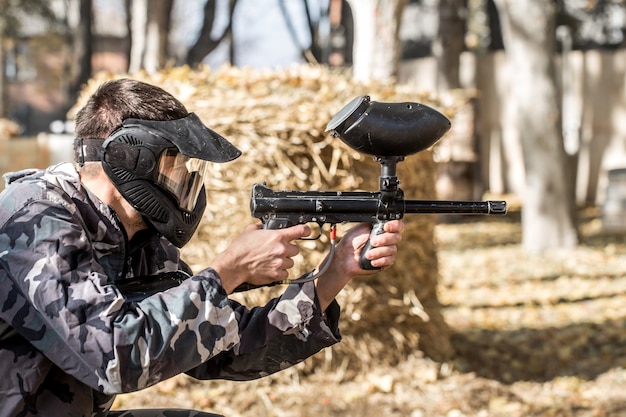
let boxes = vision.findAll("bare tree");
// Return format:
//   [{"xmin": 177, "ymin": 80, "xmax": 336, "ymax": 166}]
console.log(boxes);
[
  {"xmin": 0, "ymin": 6, "xmax": 7, "ymax": 119},
  {"xmin": 186, "ymin": 0, "xmax": 331, "ymax": 68},
  {"xmin": 432, "ymin": 1, "xmax": 481, "ymax": 204},
  {"xmin": 66, "ymin": 0, "xmax": 93, "ymax": 106},
  {"xmin": 347, "ymin": 0, "xmax": 407, "ymax": 81},
  {"xmin": 128, "ymin": 0, "xmax": 147, "ymax": 73},
  {"xmin": 493, "ymin": 0, "xmax": 578, "ymax": 251},
  {"xmin": 128, "ymin": 0, "xmax": 173, "ymax": 73},
  {"xmin": 434, "ymin": 0, "xmax": 466, "ymax": 92},
  {"xmin": 0, "ymin": 1, "xmax": 59, "ymax": 118},
  {"xmin": 186, "ymin": 0, "xmax": 238, "ymax": 67},
  {"xmin": 332, "ymin": 0, "xmax": 354, "ymax": 66}
]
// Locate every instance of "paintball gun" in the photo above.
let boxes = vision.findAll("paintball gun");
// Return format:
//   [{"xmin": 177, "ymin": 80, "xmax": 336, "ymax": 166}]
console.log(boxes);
[
  {"xmin": 243, "ymin": 95, "xmax": 507, "ymax": 290},
  {"xmin": 117, "ymin": 95, "xmax": 508, "ymax": 299}
]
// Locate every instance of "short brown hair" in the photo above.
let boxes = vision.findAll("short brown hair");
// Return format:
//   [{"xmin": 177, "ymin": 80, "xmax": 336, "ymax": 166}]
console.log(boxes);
[{"xmin": 74, "ymin": 78, "xmax": 189, "ymax": 140}]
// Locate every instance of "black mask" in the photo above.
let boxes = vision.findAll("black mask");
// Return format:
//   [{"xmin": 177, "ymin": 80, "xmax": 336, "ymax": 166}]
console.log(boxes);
[{"xmin": 78, "ymin": 113, "xmax": 241, "ymax": 247}]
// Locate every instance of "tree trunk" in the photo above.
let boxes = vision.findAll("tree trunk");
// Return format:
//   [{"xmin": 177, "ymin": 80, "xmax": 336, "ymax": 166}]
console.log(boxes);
[
  {"xmin": 493, "ymin": 0, "xmax": 578, "ymax": 251},
  {"xmin": 128, "ymin": 0, "xmax": 147, "ymax": 73},
  {"xmin": 128, "ymin": 0, "xmax": 172, "ymax": 73},
  {"xmin": 0, "ymin": 19, "xmax": 6, "ymax": 119},
  {"xmin": 347, "ymin": 0, "xmax": 407, "ymax": 82},
  {"xmin": 67, "ymin": 0, "xmax": 93, "ymax": 107},
  {"xmin": 186, "ymin": 0, "xmax": 240, "ymax": 67},
  {"xmin": 144, "ymin": 0, "xmax": 173, "ymax": 72},
  {"xmin": 434, "ymin": 0, "xmax": 465, "ymax": 92},
  {"xmin": 186, "ymin": 0, "xmax": 219, "ymax": 67},
  {"xmin": 433, "ymin": 0, "xmax": 480, "ymax": 206},
  {"xmin": 124, "ymin": 0, "xmax": 132, "ymax": 70}
]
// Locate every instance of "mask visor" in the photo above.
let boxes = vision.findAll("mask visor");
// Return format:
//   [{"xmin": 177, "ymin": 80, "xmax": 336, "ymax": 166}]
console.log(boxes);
[{"xmin": 156, "ymin": 149, "xmax": 210, "ymax": 211}]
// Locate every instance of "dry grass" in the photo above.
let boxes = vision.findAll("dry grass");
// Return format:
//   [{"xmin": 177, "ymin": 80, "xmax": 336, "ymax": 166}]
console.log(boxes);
[{"xmin": 115, "ymin": 214, "xmax": 626, "ymax": 417}]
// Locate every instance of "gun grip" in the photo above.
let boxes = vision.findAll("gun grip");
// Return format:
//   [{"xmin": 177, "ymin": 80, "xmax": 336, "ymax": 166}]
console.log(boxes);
[{"xmin": 359, "ymin": 222, "xmax": 386, "ymax": 270}]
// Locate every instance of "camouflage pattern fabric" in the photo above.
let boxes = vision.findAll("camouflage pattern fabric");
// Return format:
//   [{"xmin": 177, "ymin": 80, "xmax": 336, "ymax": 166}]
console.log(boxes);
[{"xmin": 0, "ymin": 163, "xmax": 341, "ymax": 417}]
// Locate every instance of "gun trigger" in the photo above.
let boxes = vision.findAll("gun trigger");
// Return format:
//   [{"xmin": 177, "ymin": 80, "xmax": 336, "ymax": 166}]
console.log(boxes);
[
  {"xmin": 265, "ymin": 218, "xmax": 290, "ymax": 229},
  {"xmin": 302, "ymin": 222, "xmax": 323, "ymax": 240}
]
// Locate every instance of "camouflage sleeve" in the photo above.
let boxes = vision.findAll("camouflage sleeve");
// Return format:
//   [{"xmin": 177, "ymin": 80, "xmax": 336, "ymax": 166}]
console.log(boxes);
[
  {"xmin": 185, "ymin": 273, "xmax": 342, "ymax": 381},
  {"xmin": 0, "ymin": 199, "xmax": 240, "ymax": 394},
  {"xmin": 0, "ymin": 197, "xmax": 341, "ymax": 395}
]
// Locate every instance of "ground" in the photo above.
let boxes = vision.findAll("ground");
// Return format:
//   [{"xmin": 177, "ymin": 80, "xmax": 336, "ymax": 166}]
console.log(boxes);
[{"xmin": 112, "ymin": 209, "xmax": 626, "ymax": 417}]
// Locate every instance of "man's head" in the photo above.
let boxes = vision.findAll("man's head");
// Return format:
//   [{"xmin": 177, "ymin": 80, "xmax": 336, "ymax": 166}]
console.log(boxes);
[{"xmin": 74, "ymin": 78, "xmax": 241, "ymax": 247}]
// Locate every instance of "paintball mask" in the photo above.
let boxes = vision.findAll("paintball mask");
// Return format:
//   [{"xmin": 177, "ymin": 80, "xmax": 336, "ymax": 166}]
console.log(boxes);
[{"xmin": 77, "ymin": 113, "xmax": 241, "ymax": 247}]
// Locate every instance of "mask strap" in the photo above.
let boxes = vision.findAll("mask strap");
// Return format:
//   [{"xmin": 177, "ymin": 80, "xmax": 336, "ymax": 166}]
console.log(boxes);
[{"xmin": 74, "ymin": 138, "xmax": 105, "ymax": 167}]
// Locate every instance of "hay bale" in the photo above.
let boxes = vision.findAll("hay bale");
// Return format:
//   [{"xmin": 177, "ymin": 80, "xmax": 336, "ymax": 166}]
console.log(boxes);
[
  {"xmin": 0, "ymin": 118, "xmax": 21, "ymax": 140},
  {"xmin": 0, "ymin": 139, "xmax": 51, "ymax": 191},
  {"xmin": 72, "ymin": 64, "xmax": 456, "ymax": 371}
]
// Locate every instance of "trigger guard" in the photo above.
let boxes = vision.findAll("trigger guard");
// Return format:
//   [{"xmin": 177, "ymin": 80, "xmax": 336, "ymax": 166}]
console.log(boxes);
[{"xmin": 301, "ymin": 222, "xmax": 324, "ymax": 240}]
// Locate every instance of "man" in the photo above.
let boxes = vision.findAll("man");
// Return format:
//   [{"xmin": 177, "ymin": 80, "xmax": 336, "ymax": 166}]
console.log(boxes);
[{"xmin": 0, "ymin": 78, "xmax": 403, "ymax": 417}]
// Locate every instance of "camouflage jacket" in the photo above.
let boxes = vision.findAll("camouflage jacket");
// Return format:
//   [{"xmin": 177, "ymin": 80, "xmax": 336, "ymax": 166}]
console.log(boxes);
[{"xmin": 0, "ymin": 163, "xmax": 341, "ymax": 417}]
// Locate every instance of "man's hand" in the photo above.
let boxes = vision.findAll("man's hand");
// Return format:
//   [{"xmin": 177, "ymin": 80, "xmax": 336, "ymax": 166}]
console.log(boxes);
[
  {"xmin": 314, "ymin": 220, "xmax": 404, "ymax": 311},
  {"xmin": 211, "ymin": 223, "xmax": 311, "ymax": 294}
]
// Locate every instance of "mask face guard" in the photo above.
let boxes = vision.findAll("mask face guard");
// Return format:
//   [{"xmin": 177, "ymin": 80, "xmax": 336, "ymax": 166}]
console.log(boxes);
[
  {"xmin": 98, "ymin": 113, "xmax": 241, "ymax": 247},
  {"xmin": 103, "ymin": 135, "xmax": 211, "ymax": 212}
]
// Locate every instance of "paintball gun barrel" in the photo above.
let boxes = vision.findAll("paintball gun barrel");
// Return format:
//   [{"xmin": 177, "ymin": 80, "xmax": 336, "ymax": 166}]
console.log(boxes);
[{"xmin": 250, "ymin": 95, "xmax": 507, "ymax": 277}]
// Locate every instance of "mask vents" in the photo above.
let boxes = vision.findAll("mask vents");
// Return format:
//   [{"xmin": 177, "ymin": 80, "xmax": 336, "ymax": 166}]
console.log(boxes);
[
  {"xmin": 181, "ymin": 211, "xmax": 198, "ymax": 225},
  {"xmin": 117, "ymin": 133, "xmax": 142, "ymax": 146},
  {"xmin": 125, "ymin": 184, "xmax": 168, "ymax": 222},
  {"xmin": 109, "ymin": 166, "xmax": 136, "ymax": 183}
]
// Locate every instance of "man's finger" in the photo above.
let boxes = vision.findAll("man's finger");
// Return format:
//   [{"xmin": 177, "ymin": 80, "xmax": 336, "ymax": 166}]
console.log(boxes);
[{"xmin": 278, "ymin": 224, "xmax": 312, "ymax": 240}]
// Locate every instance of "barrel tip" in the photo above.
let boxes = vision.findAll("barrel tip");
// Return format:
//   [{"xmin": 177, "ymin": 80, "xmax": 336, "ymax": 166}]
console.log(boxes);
[{"xmin": 489, "ymin": 201, "xmax": 508, "ymax": 215}]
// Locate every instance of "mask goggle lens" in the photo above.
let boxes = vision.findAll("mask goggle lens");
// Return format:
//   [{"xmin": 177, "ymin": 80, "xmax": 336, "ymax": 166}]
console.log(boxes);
[{"xmin": 156, "ymin": 149, "xmax": 210, "ymax": 211}]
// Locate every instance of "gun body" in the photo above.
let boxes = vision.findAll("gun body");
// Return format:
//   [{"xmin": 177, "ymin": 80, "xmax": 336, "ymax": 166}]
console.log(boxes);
[
  {"xmin": 251, "ymin": 183, "xmax": 507, "ymax": 228},
  {"xmin": 250, "ymin": 96, "xmax": 509, "ymax": 271}
]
